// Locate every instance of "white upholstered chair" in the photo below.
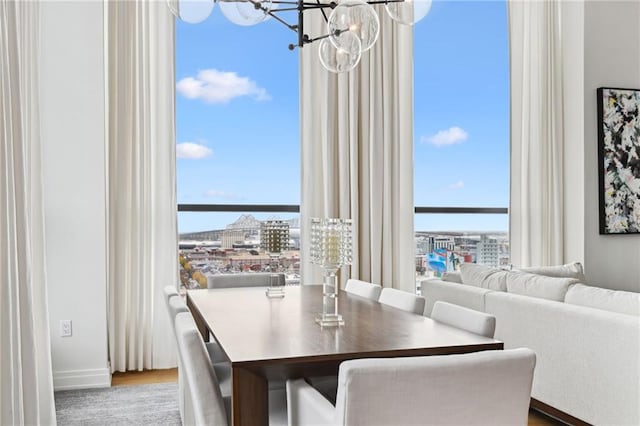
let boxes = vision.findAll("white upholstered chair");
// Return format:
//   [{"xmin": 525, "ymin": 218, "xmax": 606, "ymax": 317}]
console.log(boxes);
[
  {"xmin": 344, "ymin": 279, "xmax": 382, "ymax": 300},
  {"xmin": 163, "ymin": 284, "xmax": 180, "ymax": 302},
  {"xmin": 164, "ymin": 288, "xmax": 228, "ymax": 422},
  {"xmin": 207, "ymin": 272, "xmax": 285, "ymax": 289},
  {"xmin": 175, "ymin": 311, "xmax": 229, "ymax": 426},
  {"xmin": 431, "ymin": 301, "xmax": 497, "ymax": 338},
  {"xmin": 309, "ymin": 284, "xmax": 421, "ymax": 401},
  {"xmin": 287, "ymin": 348, "xmax": 536, "ymax": 426},
  {"xmin": 378, "ymin": 288, "xmax": 426, "ymax": 315},
  {"xmin": 175, "ymin": 312, "xmax": 287, "ymax": 426},
  {"xmin": 163, "ymin": 286, "xmax": 190, "ymax": 422}
]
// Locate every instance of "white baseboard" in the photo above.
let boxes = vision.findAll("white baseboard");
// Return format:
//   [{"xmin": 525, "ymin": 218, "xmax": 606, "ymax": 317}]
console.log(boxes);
[{"xmin": 53, "ymin": 368, "xmax": 111, "ymax": 391}]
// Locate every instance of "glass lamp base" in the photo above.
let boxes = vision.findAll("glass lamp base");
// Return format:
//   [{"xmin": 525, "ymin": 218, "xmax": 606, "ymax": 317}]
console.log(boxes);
[
  {"xmin": 315, "ymin": 313, "xmax": 344, "ymax": 327},
  {"xmin": 265, "ymin": 287, "xmax": 285, "ymax": 298}
]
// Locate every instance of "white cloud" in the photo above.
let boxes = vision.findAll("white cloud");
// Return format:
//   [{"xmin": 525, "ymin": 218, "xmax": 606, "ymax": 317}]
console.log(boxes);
[
  {"xmin": 176, "ymin": 142, "xmax": 213, "ymax": 159},
  {"xmin": 176, "ymin": 69, "xmax": 270, "ymax": 104},
  {"xmin": 421, "ymin": 126, "xmax": 468, "ymax": 147},
  {"xmin": 203, "ymin": 189, "xmax": 242, "ymax": 200},
  {"xmin": 448, "ymin": 180, "xmax": 465, "ymax": 190}
]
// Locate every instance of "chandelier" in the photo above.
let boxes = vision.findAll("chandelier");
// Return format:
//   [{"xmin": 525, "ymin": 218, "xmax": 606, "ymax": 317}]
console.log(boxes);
[{"xmin": 167, "ymin": 0, "xmax": 432, "ymax": 73}]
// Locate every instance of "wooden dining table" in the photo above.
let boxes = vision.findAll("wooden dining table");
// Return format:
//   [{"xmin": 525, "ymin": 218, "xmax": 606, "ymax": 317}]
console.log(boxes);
[{"xmin": 186, "ymin": 285, "xmax": 503, "ymax": 426}]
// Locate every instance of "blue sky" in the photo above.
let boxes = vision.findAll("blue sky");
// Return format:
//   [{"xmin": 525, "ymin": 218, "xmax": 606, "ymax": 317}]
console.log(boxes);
[{"xmin": 176, "ymin": 0, "xmax": 509, "ymax": 233}]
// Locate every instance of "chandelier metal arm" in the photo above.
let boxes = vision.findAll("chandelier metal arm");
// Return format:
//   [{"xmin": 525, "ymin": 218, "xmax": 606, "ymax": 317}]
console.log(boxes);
[{"xmin": 247, "ymin": 0, "xmax": 407, "ymax": 50}]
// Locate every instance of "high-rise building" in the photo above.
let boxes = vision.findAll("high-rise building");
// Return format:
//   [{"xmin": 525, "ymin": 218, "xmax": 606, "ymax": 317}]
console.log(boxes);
[{"xmin": 477, "ymin": 235, "xmax": 499, "ymax": 266}]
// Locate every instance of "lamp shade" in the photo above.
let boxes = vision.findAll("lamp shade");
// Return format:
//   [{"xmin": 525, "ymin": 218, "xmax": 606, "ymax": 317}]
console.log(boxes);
[{"xmin": 310, "ymin": 218, "xmax": 353, "ymax": 269}]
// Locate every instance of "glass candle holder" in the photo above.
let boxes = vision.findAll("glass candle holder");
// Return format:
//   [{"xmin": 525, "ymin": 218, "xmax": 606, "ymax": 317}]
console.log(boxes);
[{"xmin": 310, "ymin": 218, "xmax": 353, "ymax": 326}]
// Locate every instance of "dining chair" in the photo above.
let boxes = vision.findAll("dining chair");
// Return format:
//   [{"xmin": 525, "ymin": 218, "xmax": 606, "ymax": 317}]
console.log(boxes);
[
  {"xmin": 163, "ymin": 284, "xmax": 180, "ymax": 302},
  {"xmin": 207, "ymin": 272, "xmax": 285, "ymax": 289},
  {"xmin": 286, "ymin": 348, "xmax": 536, "ymax": 426},
  {"xmin": 344, "ymin": 279, "xmax": 382, "ymax": 300},
  {"xmin": 175, "ymin": 311, "xmax": 230, "ymax": 425},
  {"xmin": 431, "ymin": 301, "xmax": 496, "ymax": 338},
  {"xmin": 308, "ymin": 285, "xmax": 423, "ymax": 401},
  {"xmin": 164, "ymin": 288, "xmax": 190, "ymax": 423},
  {"xmin": 175, "ymin": 311, "xmax": 288, "ymax": 426},
  {"xmin": 306, "ymin": 279, "xmax": 379, "ymax": 400},
  {"xmin": 165, "ymin": 289, "xmax": 228, "ymax": 422},
  {"xmin": 378, "ymin": 288, "xmax": 426, "ymax": 315}
]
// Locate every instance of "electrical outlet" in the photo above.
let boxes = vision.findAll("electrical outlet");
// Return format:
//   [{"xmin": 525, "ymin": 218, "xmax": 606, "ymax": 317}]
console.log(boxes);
[{"xmin": 60, "ymin": 320, "xmax": 72, "ymax": 337}]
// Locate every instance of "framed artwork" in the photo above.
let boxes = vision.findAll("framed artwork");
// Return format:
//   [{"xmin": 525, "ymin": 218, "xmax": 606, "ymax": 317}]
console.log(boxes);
[{"xmin": 597, "ymin": 87, "xmax": 640, "ymax": 234}]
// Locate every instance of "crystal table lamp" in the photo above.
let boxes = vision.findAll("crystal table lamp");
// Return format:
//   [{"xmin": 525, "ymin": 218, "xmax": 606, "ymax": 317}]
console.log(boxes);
[
  {"xmin": 310, "ymin": 218, "xmax": 353, "ymax": 326},
  {"xmin": 261, "ymin": 220, "xmax": 290, "ymax": 298}
]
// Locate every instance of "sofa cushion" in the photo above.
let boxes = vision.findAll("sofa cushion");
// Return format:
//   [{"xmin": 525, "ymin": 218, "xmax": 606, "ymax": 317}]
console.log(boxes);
[
  {"xmin": 460, "ymin": 264, "xmax": 508, "ymax": 291},
  {"xmin": 506, "ymin": 272, "xmax": 579, "ymax": 301},
  {"xmin": 421, "ymin": 279, "xmax": 493, "ymax": 317},
  {"xmin": 441, "ymin": 271, "xmax": 463, "ymax": 284},
  {"xmin": 565, "ymin": 284, "xmax": 640, "ymax": 317},
  {"xmin": 517, "ymin": 262, "xmax": 585, "ymax": 281}
]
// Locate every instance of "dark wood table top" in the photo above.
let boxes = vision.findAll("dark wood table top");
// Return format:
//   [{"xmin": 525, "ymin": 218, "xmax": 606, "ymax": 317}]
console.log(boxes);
[{"xmin": 187, "ymin": 285, "xmax": 503, "ymax": 368}]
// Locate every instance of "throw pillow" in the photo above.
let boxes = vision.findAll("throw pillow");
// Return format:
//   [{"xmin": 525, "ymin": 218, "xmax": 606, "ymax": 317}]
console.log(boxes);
[
  {"xmin": 459, "ymin": 263, "xmax": 508, "ymax": 291},
  {"xmin": 441, "ymin": 271, "xmax": 463, "ymax": 284},
  {"xmin": 565, "ymin": 284, "xmax": 640, "ymax": 316},
  {"xmin": 517, "ymin": 261, "xmax": 585, "ymax": 281},
  {"xmin": 506, "ymin": 271, "xmax": 579, "ymax": 301}
]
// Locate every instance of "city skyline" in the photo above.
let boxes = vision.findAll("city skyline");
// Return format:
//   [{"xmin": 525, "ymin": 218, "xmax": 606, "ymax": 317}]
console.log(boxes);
[{"xmin": 176, "ymin": 1, "xmax": 509, "ymax": 234}]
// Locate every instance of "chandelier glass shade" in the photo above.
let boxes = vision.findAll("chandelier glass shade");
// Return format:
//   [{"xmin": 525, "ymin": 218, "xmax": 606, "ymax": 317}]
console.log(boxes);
[
  {"xmin": 318, "ymin": 32, "xmax": 362, "ymax": 73},
  {"xmin": 327, "ymin": 0, "xmax": 380, "ymax": 52},
  {"xmin": 167, "ymin": 0, "xmax": 432, "ymax": 73}
]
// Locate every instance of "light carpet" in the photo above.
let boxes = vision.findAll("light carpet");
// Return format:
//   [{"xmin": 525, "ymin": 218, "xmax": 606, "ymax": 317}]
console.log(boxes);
[{"xmin": 55, "ymin": 382, "xmax": 181, "ymax": 425}]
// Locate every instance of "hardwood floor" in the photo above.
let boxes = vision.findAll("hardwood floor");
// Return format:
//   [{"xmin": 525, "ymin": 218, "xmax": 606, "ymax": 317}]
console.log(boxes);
[
  {"xmin": 111, "ymin": 368, "xmax": 178, "ymax": 386},
  {"xmin": 111, "ymin": 369, "xmax": 565, "ymax": 425}
]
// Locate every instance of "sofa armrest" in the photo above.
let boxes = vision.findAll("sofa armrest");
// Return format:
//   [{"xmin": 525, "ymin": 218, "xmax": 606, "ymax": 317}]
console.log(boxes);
[
  {"xmin": 485, "ymin": 291, "xmax": 640, "ymax": 425},
  {"xmin": 422, "ymin": 279, "xmax": 493, "ymax": 317}
]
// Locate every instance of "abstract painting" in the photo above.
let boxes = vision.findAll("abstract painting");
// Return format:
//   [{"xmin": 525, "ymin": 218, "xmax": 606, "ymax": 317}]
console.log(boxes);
[{"xmin": 597, "ymin": 87, "xmax": 640, "ymax": 234}]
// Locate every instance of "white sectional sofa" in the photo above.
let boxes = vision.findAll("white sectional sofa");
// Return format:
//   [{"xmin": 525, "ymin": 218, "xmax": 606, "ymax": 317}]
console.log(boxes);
[{"xmin": 421, "ymin": 263, "xmax": 640, "ymax": 425}]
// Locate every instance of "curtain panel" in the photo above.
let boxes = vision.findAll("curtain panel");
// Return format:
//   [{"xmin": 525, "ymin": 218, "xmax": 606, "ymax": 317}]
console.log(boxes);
[
  {"xmin": 300, "ymin": 8, "xmax": 415, "ymax": 292},
  {"xmin": 509, "ymin": 0, "xmax": 565, "ymax": 267},
  {"xmin": 0, "ymin": 1, "xmax": 57, "ymax": 424},
  {"xmin": 106, "ymin": 1, "xmax": 178, "ymax": 371}
]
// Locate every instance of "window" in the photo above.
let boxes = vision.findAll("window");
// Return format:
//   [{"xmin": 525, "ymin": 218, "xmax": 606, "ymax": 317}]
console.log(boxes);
[
  {"xmin": 175, "ymin": 16, "xmax": 300, "ymax": 289},
  {"xmin": 175, "ymin": 1, "xmax": 510, "ymax": 290},
  {"xmin": 414, "ymin": 1, "xmax": 509, "ymax": 282}
]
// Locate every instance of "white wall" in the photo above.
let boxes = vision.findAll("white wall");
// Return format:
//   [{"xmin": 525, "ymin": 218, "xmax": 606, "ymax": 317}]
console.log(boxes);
[
  {"xmin": 40, "ymin": 1, "xmax": 110, "ymax": 389},
  {"xmin": 583, "ymin": 1, "xmax": 640, "ymax": 292}
]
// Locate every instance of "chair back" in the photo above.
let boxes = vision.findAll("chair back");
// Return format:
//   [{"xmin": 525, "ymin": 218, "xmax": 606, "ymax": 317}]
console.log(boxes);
[
  {"xmin": 344, "ymin": 279, "xmax": 382, "ymax": 300},
  {"xmin": 334, "ymin": 348, "xmax": 536, "ymax": 426},
  {"xmin": 164, "ymin": 284, "xmax": 179, "ymax": 302},
  {"xmin": 175, "ymin": 312, "xmax": 228, "ymax": 426},
  {"xmin": 378, "ymin": 288, "xmax": 425, "ymax": 315},
  {"xmin": 431, "ymin": 301, "xmax": 496, "ymax": 338},
  {"xmin": 208, "ymin": 273, "xmax": 285, "ymax": 289},
  {"xmin": 167, "ymin": 296, "xmax": 189, "ymax": 326}
]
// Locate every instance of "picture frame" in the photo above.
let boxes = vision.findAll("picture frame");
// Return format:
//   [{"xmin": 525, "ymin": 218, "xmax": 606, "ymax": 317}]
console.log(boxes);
[{"xmin": 597, "ymin": 87, "xmax": 640, "ymax": 234}]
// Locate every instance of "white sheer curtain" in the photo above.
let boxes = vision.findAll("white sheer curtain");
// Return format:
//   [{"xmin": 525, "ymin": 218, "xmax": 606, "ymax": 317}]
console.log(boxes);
[
  {"xmin": 106, "ymin": 1, "xmax": 178, "ymax": 371},
  {"xmin": 300, "ymin": 9, "xmax": 415, "ymax": 292},
  {"xmin": 0, "ymin": 2, "xmax": 56, "ymax": 424},
  {"xmin": 509, "ymin": 0, "xmax": 565, "ymax": 267}
]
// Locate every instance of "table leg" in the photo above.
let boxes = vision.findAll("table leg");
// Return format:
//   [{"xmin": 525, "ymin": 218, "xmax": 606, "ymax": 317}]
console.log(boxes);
[{"xmin": 232, "ymin": 366, "xmax": 268, "ymax": 426}]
